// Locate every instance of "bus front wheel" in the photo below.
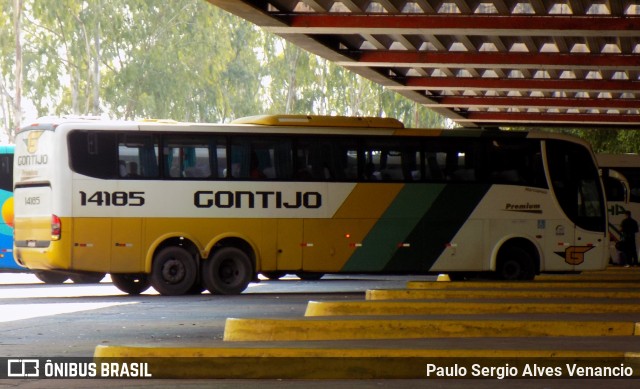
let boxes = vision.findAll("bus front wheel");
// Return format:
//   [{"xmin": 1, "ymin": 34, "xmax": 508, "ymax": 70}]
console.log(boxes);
[
  {"xmin": 202, "ymin": 247, "xmax": 253, "ymax": 295},
  {"xmin": 151, "ymin": 247, "xmax": 198, "ymax": 296},
  {"xmin": 111, "ymin": 273, "xmax": 151, "ymax": 295},
  {"xmin": 496, "ymin": 246, "xmax": 535, "ymax": 281}
]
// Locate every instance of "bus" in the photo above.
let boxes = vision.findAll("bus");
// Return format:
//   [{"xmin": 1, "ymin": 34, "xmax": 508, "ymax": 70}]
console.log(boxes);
[
  {"xmin": 12, "ymin": 115, "xmax": 608, "ymax": 295},
  {"xmin": 0, "ymin": 145, "xmax": 16, "ymax": 271},
  {"xmin": 597, "ymin": 153, "xmax": 640, "ymax": 263},
  {"xmin": 0, "ymin": 144, "xmax": 105, "ymax": 283}
]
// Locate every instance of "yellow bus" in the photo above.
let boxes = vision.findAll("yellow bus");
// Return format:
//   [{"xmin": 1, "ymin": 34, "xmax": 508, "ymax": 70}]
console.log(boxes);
[{"xmin": 13, "ymin": 115, "xmax": 608, "ymax": 295}]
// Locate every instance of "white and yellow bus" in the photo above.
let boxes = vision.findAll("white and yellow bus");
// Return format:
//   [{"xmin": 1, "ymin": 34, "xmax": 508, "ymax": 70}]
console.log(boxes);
[
  {"xmin": 597, "ymin": 153, "xmax": 640, "ymax": 263},
  {"xmin": 13, "ymin": 115, "xmax": 608, "ymax": 295}
]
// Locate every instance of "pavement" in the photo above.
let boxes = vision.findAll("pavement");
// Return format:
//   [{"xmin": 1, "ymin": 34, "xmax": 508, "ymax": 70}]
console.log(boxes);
[{"xmin": 92, "ymin": 267, "xmax": 640, "ymax": 381}]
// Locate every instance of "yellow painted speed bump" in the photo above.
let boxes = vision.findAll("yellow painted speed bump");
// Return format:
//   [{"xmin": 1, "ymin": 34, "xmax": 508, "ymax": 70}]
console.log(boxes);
[
  {"xmin": 595, "ymin": 266, "xmax": 640, "ymax": 273},
  {"xmin": 436, "ymin": 273, "xmax": 451, "ymax": 281},
  {"xmin": 366, "ymin": 288, "xmax": 640, "ymax": 300},
  {"xmin": 223, "ymin": 317, "xmax": 638, "ymax": 341},
  {"xmin": 536, "ymin": 273, "xmax": 640, "ymax": 281},
  {"xmin": 93, "ymin": 346, "xmax": 640, "ymax": 379},
  {"xmin": 407, "ymin": 281, "xmax": 640, "ymax": 289},
  {"xmin": 305, "ymin": 300, "xmax": 640, "ymax": 316}
]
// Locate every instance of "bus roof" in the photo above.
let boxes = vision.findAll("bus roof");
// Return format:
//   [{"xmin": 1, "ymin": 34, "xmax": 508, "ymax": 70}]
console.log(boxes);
[
  {"xmin": 231, "ymin": 115, "xmax": 404, "ymax": 129},
  {"xmin": 596, "ymin": 153, "xmax": 640, "ymax": 168},
  {"xmin": 15, "ymin": 115, "xmax": 591, "ymax": 148}
]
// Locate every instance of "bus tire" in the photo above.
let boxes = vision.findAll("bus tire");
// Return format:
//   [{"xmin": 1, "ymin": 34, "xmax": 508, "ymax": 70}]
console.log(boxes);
[
  {"xmin": 151, "ymin": 247, "xmax": 198, "ymax": 296},
  {"xmin": 262, "ymin": 271, "xmax": 286, "ymax": 280},
  {"xmin": 111, "ymin": 273, "xmax": 151, "ymax": 295},
  {"xmin": 202, "ymin": 247, "xmax": 253, "ymax": 295},
  {"xmin": 34, "ymin": 270, "xmax": 69, "ymax": 284},
  {"xmin": 70, "ymin": 272, "xmax": 106, "ymax": 284},
  {"xmin": 496, "ymin": 246, "xmax": 535, "ymax": 281},
  {"xmin": 295, "ymin": 272, "xmax": 324, "ymax": 281}
]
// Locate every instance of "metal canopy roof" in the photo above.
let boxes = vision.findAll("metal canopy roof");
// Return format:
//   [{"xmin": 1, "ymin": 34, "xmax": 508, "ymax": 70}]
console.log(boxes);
[{"xmin": 206, "ymin": 0, "xmax": 640, "ymax": 128}]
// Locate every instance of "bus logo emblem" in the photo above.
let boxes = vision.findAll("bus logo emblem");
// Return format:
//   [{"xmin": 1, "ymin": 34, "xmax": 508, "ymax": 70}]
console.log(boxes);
[
  {"xmin": 555, "ymin": 246, "xmax": 594, "ymax": 265},
  {"xmin": 25, "ymin": 131, "xmax": 44, "ymax": 154}
]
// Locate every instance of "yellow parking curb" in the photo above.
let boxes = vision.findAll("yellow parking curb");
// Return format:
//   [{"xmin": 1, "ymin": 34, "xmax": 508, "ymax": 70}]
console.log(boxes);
[
  {"xmin": 535, "ymin": 273, "xmax": 640, "ymax": 281},
  {"xmin": 304, "ymin": 300, "xmax": 640, "ymax": 316},
  {"xmin": 93, "ymin": 345, "xmax": 640, "ymax": 379},
  {"xmin": 366, "ymin": 288, "xmax": 640, "ymax": 300},
  {"xmin": 222, "ymin": 318, "xmax": 637, "ymax": 341},
  {"xmin": 406, "ymin": 281, "xmax": 640, "ymax": 289}
]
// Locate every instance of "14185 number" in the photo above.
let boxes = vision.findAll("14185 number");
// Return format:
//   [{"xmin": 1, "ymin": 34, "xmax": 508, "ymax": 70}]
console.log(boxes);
[{"xmin": 79, "ymin": 191, "xmax": 145, "ymax": 206}]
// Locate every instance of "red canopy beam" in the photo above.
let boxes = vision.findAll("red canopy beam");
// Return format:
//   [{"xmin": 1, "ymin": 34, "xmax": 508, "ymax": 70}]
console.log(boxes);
[
  {"xmin": 427, "ymin": 96, "xmax": 640, "ymax": 110},
  {"xmin": 457, "ymin": 111, "xmax": 640, "ymax": 125},
  {"xmin": 339, "ymin": 51, "xmax": 640, "ymax": 70},
  {"xmin": 391, "ymin": 77, "xmax": 640, "ymax": 93},
  {"xmin": 267, "ymin": 14, "xmax": 640, "ymax": 37}
]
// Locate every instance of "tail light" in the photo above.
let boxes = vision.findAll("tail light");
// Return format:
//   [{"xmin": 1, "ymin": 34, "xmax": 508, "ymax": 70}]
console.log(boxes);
[{"xmin": 51, "ymin": 214, "xmax": 61, "ymax": 241}]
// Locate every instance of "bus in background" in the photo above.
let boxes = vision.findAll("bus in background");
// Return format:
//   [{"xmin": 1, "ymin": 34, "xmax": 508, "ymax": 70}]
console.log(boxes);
[
  {"xmin": 597, "ymin": 153, "xmax": 640, "ymax": 264},
  {"xmin": 12, "ymin": 116, "xmax": 608, "ymax": 295},
  {"xmin": 0, "ymin": 145, "xmax": 16, "ymax": 272}
]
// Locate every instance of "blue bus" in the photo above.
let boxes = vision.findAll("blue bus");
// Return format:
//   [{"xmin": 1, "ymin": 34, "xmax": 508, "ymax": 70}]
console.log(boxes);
[{"xmin": 0, "ymin": 145, "xmax": 16, "ymax": 271}]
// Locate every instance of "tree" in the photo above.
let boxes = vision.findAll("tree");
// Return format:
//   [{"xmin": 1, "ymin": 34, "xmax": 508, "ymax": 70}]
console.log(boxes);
[
  {"xmin": 4, "ymin": 0, "xmax": 449, "ymax": 133},
  {"xmin": 13, "ymin": 0, "xmax": 22, "ymax": 133}
]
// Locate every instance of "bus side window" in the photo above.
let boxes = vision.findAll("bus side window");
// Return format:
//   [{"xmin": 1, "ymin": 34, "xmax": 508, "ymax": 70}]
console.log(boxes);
[
  {"xmin": 231, "ymin": 137, "xmax": 292, "ymax": 180},
  {"xmin": 602, "ymin": 174, "xmax": 626, "ymax": 202},
  {"xmin": 118, "ymin": 134, "xmax": 159, "ymax": 178},
  {"xmin": 68, "ymin": 130, "xmax": 119, "ymax": 179},
  {"xmin": 487, "ymin": 139, "xmax": 547, "ymax": 188},
  {"xmin": 164, "ymin": 135, "xmax": 218, "ymax": 179},
  {"xmin": 297, "ymin": 139, "xmax": 333, "ymax": 180},
  {"xmin": 0, "ymin": 154, "xmax": 12, "ymax": 191},
  {"xmin": 363, "ymin": 139, "xmax": 411, "ymax": 181}
]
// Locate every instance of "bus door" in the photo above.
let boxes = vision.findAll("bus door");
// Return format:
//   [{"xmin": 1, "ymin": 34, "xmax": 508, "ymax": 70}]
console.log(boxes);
[
  {"xmin": 276, "ymin": 219, "xmax": 302, "ymax": 271},
  {"xmin": 72, "ymin": 216, "xmax": 111, "ymax": 272},
  {"xmin": 545, "ymin": 141, "xmax": 608, "ymax": 271},
  {"xmin": 111, "ymin": 218, "xmax": 143, "ymax": 273}
]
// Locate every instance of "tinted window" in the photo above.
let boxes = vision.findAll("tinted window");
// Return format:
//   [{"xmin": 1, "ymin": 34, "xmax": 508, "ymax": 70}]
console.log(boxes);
[
  {"xmin": 362, "ymin": 139, "xmax": 421, "ymax": 181},
  {"xmin": 230, "ymin": 136, "xmax": 293, "ymax": 180},
  {"xmin": 546, "ymin": 140, "xmax": 606, "ymax": 232},
  {"xmin": 118, "ymin": 134, "xmax": 159, "ymax": 178},
  {"xmin": 423, "ymin": 140, "xmax": 479, "ymax": 182},
  {"xmin": 0, "ymin": 154, "xmax": 13, "ymax": 191},
  {"xmin": 164, "ymin": 135, "xmax": 225, "ymax": 179},
  {"xmin": 601, "ymin": 171, "xmax": 627, "ymax": 202},
  {"xmin": 486, "ymin": 139, "xmax": 547, "ymax": 188},
  {"xmin": 68, "ymin": 131, "xmax": 119, "ymax": 178},
  {"xmin": 614, "ymin": 168, "xmax": 640, "ymax": 203}
]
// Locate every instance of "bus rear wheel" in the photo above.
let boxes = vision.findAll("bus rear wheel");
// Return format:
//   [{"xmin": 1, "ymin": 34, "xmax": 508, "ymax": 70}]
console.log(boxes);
[
  {"xmin": 202, "ymin": 247, "xmax": 253, "ymax": 295},
  {"xmin": 262, "ymin": 271, "xmax": 286, "ymax": 280},
  {"xmin": 111, "ymin": 273, "xmax": 151, "ymax": 295},
  {"xmin": 70, "ymin": 272, "xmax": 106, "ymax": 284},
  {"xmin": 151, "ymin": 247, "xmax": 197, "ymax": 296},
  {"xmin": 295, "ymin": 272, "xmax": 324, "ymax": 281},
  {"xmin": 34, "ymin": 270, "xmax": 69, "ymax": 284},
  {"xmin": 496, "ymin": 246, "xmax": 535, "ymax": 281}
]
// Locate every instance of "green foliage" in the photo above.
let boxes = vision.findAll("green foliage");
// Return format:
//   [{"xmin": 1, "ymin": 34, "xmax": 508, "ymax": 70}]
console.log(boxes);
[
  {"xmin": 540, "ymin": 127, "xmax": 637, "ymax": 154},
  {"xmin": 2, "ymin": 0, "xmax": 449, "ymax": 141}
]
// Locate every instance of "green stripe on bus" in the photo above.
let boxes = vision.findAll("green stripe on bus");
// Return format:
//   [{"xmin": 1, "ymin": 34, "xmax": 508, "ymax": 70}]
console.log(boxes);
[
  {"xmin": 383, "ymin": 183, "xmax": 491, "ymax": 272},
  {"xmin": 341, "ymin": 185, "xmax": 445, "ymax": 272}
]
